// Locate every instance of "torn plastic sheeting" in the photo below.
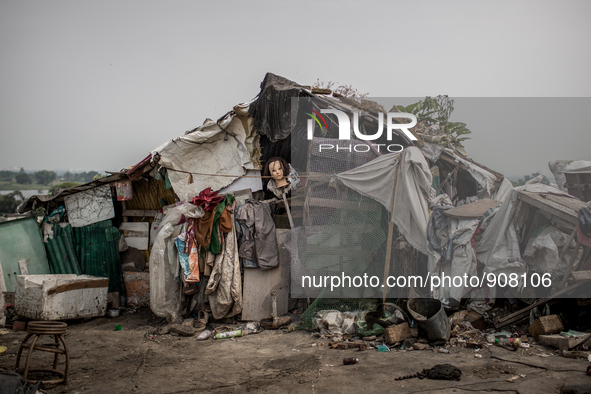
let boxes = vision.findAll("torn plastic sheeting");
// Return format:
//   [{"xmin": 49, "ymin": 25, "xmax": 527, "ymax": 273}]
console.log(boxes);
[
  {"xmin": 149, "ymin": 203, "xmax": 204, "ymax": 322},
  {"xmin": 151, "ymin": 112, "xmax": 259, "ymax": 201},
  {"xmin": 442, "ymin": 149, "xmax": 499, "ymax": 199},
  {"xmin": 475, "ymin": 184, "xmax": 571, "ymax": 277},
  {"xmin": 313, "ymin": 310, "xmax": 357, "ymax": 337},
  {"xmin": 523, "ymin": 226, "xmax": 581, "ymax": 280},
  {"xmin": 336, "ymin": 147, "xmax": 433, "ymax": 255}
]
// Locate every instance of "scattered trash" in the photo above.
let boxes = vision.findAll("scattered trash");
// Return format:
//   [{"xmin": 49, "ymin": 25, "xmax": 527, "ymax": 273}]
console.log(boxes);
[
  {"xmin": 377, "ymin": 345, "xmax": 389, "ymax": 352},
  {"xmin": 495, "ymin": 337, "xmax": 522, "ymax": 349},
  {"xmin": 395, "ymin": 364, "xmax": 461, "ymax": 381},
  {"xmin": 437, "ymin": 348, "xmax": 450, "ymax": 354},
  {"xmin": 170, "ymin": 323, "xmax": 196, "ymax": 337},
  {"xmin": 244, "ymin": 322, "xmax": 261, "ymax": 333},
  {"xmin": 474, "ymin": 354, "xmax": 482, "ymax": 358},
  {"xmin": 408, "ymin": 299, "xmax": 451, "ymax": 345},
  {"xmin": 196, "ymin": 330, "xmax": 211, "ymax": 340},
  {"xmin": 528, "ymin": 315, "xmax": 564, "ymax": 341},
  {"xmin": 507, "ymin": 375, "xmax": 520, "ymax": 383},
  {"xmin": 343, "ymin": 357, "xmax": 358, "ymax": 365},
  {"xmin": 114, "ymin": 325, "xmax": 122, "ymax": 331},
  {"xmin": 0, "ymin": 346, "xmax": 7, "ymax": 354},
  {"xmin": 384, "ymin": 323, "xmax": 412, "ymax": 345},
  {"xmin": 214, "ymin": 330, "xmax": 246, "ymax": 339}
]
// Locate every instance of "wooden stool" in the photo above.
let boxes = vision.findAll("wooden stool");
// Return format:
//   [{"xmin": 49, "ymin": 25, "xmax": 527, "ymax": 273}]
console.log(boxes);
[{"xmin": 15, "ymin": 321, "xmax": 70, "ymax": 385}]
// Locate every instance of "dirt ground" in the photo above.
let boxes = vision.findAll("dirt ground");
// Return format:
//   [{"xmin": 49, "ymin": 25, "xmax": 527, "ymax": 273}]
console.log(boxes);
[{"xmin": 1, "ymin": 308, "xmax": 590, "ymax": 394}]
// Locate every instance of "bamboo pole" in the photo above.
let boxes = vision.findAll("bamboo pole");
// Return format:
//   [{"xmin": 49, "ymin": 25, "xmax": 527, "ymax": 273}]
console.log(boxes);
[{"xmin": 382, "ymin": 159, "xmax": 400, "ymax": 304}]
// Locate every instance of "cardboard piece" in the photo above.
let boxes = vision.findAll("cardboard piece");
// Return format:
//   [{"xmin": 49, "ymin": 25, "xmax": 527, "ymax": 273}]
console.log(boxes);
[
  {"xmin": 443, "ymin": 199, "xmax": 499, "ymax": 219},
  {"xmin": 528, "ymin": 315, "xmax": 564, "ymax": 341}
]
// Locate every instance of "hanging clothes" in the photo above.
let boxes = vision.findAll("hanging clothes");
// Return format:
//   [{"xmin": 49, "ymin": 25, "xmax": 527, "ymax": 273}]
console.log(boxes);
[
  {"xmin": 205, "ymin": 218, "xmax": 242, "ymax": 319},
  {"xmin": 235, "ymin": 200, "xmax": 279, "ymax": 270},
  {"xmin": 206, "ymin": 194, "xmax": 235, "ymax": 255}
]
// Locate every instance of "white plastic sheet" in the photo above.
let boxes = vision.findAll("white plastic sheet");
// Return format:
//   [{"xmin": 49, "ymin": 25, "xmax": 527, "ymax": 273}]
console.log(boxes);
[
  {"xmin": 152, "ymin": 111, "xmax": 260, "ymax": 201},
  {"xmin": 475, "ymin": 184, "xmax": 570, "ymax": 277},
  {"xmin": 336, "ymin": 147, "xmax": 433, "ymax": 254},
  {"xmin": 149, "ymin": 203, "xmax": 204, "ymax": 322}
]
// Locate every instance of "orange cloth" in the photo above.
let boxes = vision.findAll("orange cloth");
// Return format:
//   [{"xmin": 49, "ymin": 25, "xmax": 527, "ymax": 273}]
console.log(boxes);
[{"xmin": 194, "ymin": 211, "xmax": 215, "ymax": 248}]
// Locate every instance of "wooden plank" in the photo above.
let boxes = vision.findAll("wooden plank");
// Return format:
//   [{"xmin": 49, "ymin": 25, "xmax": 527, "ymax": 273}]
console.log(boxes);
[
  {"xmin": 571, "ymin": 270, "xmax": 591, "ymax": 281},
  {"xmin": 122, "ymin": 209, "xmax": 158, "ymax": 218},
  {"xmin": 442, "ymin": 199, "xmax": 499, "ymax": 219},
  {"xmin": 47, "ymin": 278, "xmax": 109, "ymax": 295},
  {"xmin": 495, "ymin": 281, "xmax": 588, "ymax": 329},
  {"xmin": 119, "ymin": 222, "xmax": 149, "ymax": 250},
  {"xmin": 307, "ymin": 197, "xmax": 379, "ymax": 212},
  {"xmin": 241, "ymin": 229, "xmax": 288, "ymax": 321},
  {"xmin": 516, "ymin": 191, "xmax": 583, "ymax": 225},
  {"xmin": 303, "ymin": 224, "xmax": 378, "ymax": 235},
  {"xmin": 18, "ymin": 260, "xmax": 28, "ymax": 275}
]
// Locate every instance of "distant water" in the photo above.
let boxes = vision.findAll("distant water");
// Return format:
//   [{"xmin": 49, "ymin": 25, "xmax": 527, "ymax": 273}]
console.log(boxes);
[{"xmin": 0, "ymin": 189, "xmax": 49, "ymax": 199}]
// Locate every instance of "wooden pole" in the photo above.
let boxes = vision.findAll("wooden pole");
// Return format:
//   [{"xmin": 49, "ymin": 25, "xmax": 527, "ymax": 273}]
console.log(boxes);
[
  {"xmin": 559, "ymin": 239, "xmax": 582, "ymax": 289},
  {"xmin": 282, "ymin": 193, "xmax": 295, "ymax": 228},
  {"xmin": 382, "ymin": 159, "xmax": 400, "ymax": 304}
]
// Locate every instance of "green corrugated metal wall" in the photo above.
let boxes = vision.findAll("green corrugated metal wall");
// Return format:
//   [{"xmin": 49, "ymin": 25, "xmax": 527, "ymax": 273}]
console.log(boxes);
[{"xmin": 45, "ymin": 220, "xmax": 126, "ymax": 297}]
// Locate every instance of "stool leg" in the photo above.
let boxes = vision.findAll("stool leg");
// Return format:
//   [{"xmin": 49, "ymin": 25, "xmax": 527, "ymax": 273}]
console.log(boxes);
[
  {"xmin": 57, "ymin": 334, "xmax": 69, "ymax": 382},
  {"xmin": 15, "ymin": 333, "xmax": 34, "ymax": 373},
  {"xmin": 52, "ymin": 335, "xmax": 60, "ymax": 370},
  {"xmin": 22, "ymin": 334, "xmax": 40, "ymax": 380}
]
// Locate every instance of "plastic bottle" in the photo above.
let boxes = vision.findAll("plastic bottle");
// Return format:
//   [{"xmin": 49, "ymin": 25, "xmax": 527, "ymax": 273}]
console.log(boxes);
[
  {"xmin": 343, "ymin": 357, "xmax": 359, "ymax": 365},
  {"xmin": 214, "ymin": 330, "xmax": 248, "ymax": 339}
]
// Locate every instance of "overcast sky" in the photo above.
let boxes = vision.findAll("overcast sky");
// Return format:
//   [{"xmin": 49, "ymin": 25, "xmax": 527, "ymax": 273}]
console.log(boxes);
[{"xmin": 1, "ymin": 0, "xmax": 589, "ymax": 178}]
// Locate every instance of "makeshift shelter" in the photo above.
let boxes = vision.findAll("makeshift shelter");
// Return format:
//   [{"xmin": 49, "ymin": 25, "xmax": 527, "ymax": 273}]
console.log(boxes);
[{"xmin": 15, "ymin": 72, "xmax": 573, "ymax": 328}]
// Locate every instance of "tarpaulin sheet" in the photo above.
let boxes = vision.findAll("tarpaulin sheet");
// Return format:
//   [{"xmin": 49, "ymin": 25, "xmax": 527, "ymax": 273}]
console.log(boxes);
[
  {"xmin": 443, "ymin": 149, "xmax": 499, "ymax": 199},
  {"xmin": 152, "ymin": 110, "xmax": 260, "ymax": 201},
  {"xmin": 475, "ymin": 184, "xmax": 570, "ymax": 276},
  {"xmin": 336, "ymin": 147, "xmax": 433, "ymax": 254}
]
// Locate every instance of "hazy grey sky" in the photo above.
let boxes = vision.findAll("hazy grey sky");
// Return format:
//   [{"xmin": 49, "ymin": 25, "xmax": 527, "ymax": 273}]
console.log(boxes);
[{"xmin": 1, "ymin": 1, "xmax": 589, "ymax": 177}]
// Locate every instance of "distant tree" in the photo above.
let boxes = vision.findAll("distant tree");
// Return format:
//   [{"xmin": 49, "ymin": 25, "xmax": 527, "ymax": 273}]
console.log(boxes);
[
  {"xmin": 0, "ymin": 191, "xmax": 25, "ymax": 214},
  {"xmin": 34, "ymin": 170, "xmax": 57, "ymax": 185},
  {"xmin": 15, "ymin": 172, "xmax": 32, "ymax": 184},
  {"xmin": 49, "ymin": 182, "xmax": 81, "ymax": 194},
  {"xmin": 511, "ymin": 172, "xmax": 550, "ymax": 187},
  {"xmin": 0, "ymin": 171, "xmax": 14, "ymax": 182},
  {"xmin": 81, "ymin": 171, "xmax": 99, "ymax": 183}
]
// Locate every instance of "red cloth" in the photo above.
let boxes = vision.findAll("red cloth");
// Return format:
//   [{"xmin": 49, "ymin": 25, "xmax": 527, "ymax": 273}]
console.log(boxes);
[{"xmin": 192, "ymin": 187, "xmax": 224, "ymax": 211}]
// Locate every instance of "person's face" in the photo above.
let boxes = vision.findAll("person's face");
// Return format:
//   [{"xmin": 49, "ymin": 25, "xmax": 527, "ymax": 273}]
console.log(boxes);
[{"xmin": 269, "ymin": 161, "xmax": 284, "ymax": 181}]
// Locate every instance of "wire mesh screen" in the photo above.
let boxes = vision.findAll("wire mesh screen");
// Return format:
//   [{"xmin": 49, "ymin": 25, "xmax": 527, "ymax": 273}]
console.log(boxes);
[{"xmin": 290, "ymin": 137, "xmax": 390, "ymax": 299}]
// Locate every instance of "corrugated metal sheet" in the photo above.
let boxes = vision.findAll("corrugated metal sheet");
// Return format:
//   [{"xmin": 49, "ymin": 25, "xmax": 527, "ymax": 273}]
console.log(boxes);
[
  {"xmin": 73, "ymin": 220, "xmax": 126, "ymax": 296},
  {"xmin": 45, "ymin": 223, "xmax": 82, "ymax": 275},
  {"xmin": 0, "ymin": 217, "xmax": 51, "ymax": 292},
  {"xmin": 44, "ymin": 220, "xmax": 125, "ymax": 297}
]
